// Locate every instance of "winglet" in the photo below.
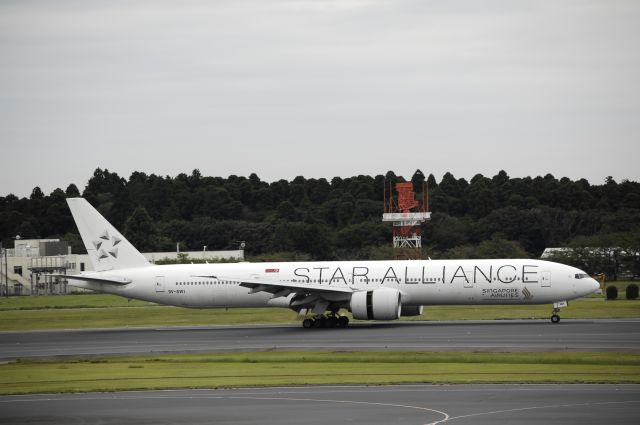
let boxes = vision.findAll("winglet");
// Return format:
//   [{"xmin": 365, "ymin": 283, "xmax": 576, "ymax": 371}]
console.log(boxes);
[{"xmin": 67, "ymin": 198, "xmax": 150, "ymax": 271}]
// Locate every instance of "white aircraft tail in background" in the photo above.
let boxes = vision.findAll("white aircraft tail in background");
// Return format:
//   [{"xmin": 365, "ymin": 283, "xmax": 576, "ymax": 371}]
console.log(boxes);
[{"xmin": 67, "ymin": 198, "xmax": 150, "ymax": 271}]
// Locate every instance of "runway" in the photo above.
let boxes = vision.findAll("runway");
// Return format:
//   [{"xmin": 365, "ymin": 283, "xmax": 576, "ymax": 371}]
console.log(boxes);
[
  {"xmin": 1, "ymin": 384, "xmax": 639, "ymax": 424},
  {"xmin": 1, "ymin": 319, "xmax": 639, "ymax": 360}
]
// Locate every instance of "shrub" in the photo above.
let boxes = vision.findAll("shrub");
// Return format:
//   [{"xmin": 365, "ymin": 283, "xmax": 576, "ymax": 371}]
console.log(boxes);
[
  {"xmin": 606, "ymin": 285, "xmax": 618, "ymax": 300},
  {"xmin": 626, "ymin": 284, "xmax": 639, "ymax": 300}
]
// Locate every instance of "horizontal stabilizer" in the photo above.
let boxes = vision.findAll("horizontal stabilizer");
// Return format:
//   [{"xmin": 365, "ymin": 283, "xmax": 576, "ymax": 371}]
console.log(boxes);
[{"xmin": 50, "ymin": 273, "xmax": 131, "ymax": 285}]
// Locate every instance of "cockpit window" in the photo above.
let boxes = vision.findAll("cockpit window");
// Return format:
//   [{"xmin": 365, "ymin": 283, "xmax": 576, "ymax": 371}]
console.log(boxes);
[{"xmin": 575, "ymin": 273, "xmax": 589, "ymax": 279}]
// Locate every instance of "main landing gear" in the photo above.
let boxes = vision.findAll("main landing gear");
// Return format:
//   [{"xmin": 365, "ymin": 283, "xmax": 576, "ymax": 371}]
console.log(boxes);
[
  {"xmin": 550, "ymin": 300, "xmax": 568, "ymax": 324},
  {"xmin": 302, "ymin": 314, "xmax": 349, "ymax": 329}
]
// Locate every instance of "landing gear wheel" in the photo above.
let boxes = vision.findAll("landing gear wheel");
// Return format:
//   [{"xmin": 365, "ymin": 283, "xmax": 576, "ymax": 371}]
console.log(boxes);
[
  {"xmin": 549, "ymin": 302, "xmax": 566, "ymax": 325},
  {"xmin": 302, "ymin": 314, "xmax": 349, "ymax": 329},
  {"xmin": 326, "ymin": 316, "xmax": 338, "ymax": 328},
  {"xmin": 313, "ymin": 317, "xmax": 325, "ymax": 328},
  {"xmin": 337, "ymin": 316, "xmax": 349, "ymax": 327}
]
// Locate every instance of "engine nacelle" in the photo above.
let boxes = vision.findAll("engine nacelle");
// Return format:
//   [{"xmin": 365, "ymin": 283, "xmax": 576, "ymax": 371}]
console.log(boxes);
[
  {"xmin": 400, "ymin": 305, "xmax": 423, "ymax": 317},
  {"xmin": 350, "ymin": 287, "xmax": 401, "ymax": 320}
]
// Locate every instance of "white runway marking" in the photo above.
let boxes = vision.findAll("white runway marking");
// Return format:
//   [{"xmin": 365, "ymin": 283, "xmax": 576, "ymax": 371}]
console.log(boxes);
[
  {"xmin": 429, "ymin": 400, "xmax": 640, "ymax": 424},
  {"xmin": 3, "ymin": 385, "xmax": 639, "ymax": 425},
  {"xmin": 229, "ymin": 395, "xmax": 450, "ymax": 423}
]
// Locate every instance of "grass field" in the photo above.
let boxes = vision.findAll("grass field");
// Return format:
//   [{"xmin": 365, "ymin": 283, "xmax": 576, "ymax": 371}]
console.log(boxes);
[
  {"xmin": 0, "ymin": 293, "xmax": 638, "ymax": 331},
  {"xmin": 2, "ymin": 294, "xmax": 638, "ymax": 395},
  {"xmin": 2, "ymin": 351, "xmax": 639, "ymax": 395}
]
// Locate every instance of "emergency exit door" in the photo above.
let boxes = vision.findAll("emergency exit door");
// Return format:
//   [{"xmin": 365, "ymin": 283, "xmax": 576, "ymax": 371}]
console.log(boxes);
[
  {"xmin": 155, "ymin": 276, "xmax": 165, "ymax": 292},
  {"xmin": 541, "ymin": 271, "xmax": 551, "ymax": 287}
]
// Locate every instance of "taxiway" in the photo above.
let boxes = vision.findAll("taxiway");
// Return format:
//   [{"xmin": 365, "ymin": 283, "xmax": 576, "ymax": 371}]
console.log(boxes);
[{"xmin": 1, "ymin": 384, "xmax": 639, "ymax": 424}]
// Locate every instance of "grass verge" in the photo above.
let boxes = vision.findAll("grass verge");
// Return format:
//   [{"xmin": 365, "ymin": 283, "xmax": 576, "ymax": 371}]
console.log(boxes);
[
  {"xmin": 0, "ymin": 293, "xmax": 638, "ymax": 331},
  {"xmin": 2, "ymin": 351, "xmax": 639, "ymax": 395}
]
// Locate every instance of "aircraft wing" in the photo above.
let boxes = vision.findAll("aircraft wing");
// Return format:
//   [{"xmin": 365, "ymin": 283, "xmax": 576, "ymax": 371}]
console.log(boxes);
[
  {"xmin": 192, "ymin": 274, "xmax": 354, "ymax": 313},
  {"xmin": 192, "ymin": 274, "xmax": 354, "ymax": 295}
]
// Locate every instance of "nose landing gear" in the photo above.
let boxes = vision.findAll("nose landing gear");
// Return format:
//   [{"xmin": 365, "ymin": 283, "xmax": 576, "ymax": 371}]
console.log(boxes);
[{"xmin": 550, "ymin": 300, "xmax": 567, "ymax": 323}]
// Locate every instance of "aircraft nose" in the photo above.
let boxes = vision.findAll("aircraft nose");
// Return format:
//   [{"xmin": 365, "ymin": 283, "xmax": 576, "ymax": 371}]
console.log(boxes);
[{"xmin": 588, "ymin": 278, "xmax": 601, "ymax": 294}]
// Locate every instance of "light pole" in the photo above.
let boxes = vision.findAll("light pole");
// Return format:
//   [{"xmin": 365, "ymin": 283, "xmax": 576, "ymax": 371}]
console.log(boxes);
[
  {"xmin": 1, "ymin": 241, "xmax": 4, "ymax": 297},
  {"xmin": 10, "ymin": 234, "xmax": 21, "ymax": 297},
  {"xmin": 203, "ymin": 245, "xmax": 207, "ymax": 260},
  {"xmin": 239, "ymin": 241, "xmax": 246, "ymax": 261},
  {"xmin": 2, "ymin": 242, "xmax": 7, "ymax": 298}
]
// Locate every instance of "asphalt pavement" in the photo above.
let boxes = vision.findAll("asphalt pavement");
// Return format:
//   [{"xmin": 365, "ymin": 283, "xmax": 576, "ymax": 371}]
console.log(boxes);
[
  {"xmin": 1, "ymin": 384, "xmax": 639, "ymax": 424},
  {"xmin": 1, "ymin": 319, "xmax": 639, "ymax": 360}
]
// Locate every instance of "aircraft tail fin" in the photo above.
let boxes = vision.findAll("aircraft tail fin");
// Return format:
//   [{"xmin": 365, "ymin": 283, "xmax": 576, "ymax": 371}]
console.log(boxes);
[{"xmin": 67, "ymin": 198, "xmax": 150, "ymax": 271}]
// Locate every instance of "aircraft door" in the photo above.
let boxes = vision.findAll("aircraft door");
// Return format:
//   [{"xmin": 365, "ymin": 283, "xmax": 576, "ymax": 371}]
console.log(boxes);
[
  {"xmin": 155, "ymin": 276, "xmax": 165, "ymax": 292},
  {"xmin": 541, "ymin": 271, "xmax": 551, "ymax": 287}
]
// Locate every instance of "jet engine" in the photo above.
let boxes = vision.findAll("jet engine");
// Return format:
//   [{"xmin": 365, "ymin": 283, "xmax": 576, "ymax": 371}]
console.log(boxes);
[{"xmin": 350, "ymin": 287, "xmax": 401, "ymax": 320}]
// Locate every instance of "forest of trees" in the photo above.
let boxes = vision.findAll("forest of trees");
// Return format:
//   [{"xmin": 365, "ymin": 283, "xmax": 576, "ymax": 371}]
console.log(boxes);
[{"xmin": 1, "ymin": 168, "xmax": 639, "ymax": 278}]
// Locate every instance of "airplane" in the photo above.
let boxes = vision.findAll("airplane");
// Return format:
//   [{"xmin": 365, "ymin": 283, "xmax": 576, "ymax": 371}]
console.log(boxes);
[{"xmin": 59, "ymin": 197, "xmax": 600, "ymax": 328}]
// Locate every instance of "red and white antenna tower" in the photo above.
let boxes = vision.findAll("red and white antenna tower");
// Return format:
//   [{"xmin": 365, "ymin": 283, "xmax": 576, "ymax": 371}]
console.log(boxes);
[{"xmin": 382, "ymin": 176, "xmax": 431, "ymax": 260}]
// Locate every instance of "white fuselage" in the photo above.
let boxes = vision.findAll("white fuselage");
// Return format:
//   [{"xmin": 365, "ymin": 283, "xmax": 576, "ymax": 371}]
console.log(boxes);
[{"xmin": 70, "ymin": 259, "xmax": 599, "ymax": 309}]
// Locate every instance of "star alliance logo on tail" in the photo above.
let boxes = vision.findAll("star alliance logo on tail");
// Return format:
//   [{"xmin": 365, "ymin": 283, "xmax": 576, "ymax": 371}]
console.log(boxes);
[
  {"xmin": 92, "ymin": 230, "xmax": 121, "ymax": 260},
  {"xmin": 522, "ymin": 286, "xmax": 533, "ymax": 300}
]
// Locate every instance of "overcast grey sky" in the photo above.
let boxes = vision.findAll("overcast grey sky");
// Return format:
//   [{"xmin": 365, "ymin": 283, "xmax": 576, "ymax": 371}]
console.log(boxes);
[{"xmin": 1, "ymin": 0, "xmax": 639, "ymax": 197}]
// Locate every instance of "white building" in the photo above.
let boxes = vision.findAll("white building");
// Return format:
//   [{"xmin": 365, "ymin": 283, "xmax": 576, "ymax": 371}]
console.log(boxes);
[{"xmin": 0, "ymin": 239, "xmax": 244, "ymax": 296}]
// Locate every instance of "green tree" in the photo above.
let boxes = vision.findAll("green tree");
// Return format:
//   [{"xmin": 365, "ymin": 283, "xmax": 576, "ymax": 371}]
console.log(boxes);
[
  {"xmin": 475, "ymin": 235, "xmax": 529, "ymax": 259},
  {"xmin": 276, "ymin": 201, "xmax": 298, "ymax": 221},
  {"xmin": 2, "ymin": 169, "xmax": 640, "ymax": 262},
  {"xmin": 123, "ymin": 207, "xmax": 159, "ymax": 252},
  {"xmin": 65, "ymin": 184, "xmax": 80, "ymax": 197},
  {"xmin": 30, "ymin": 187, "xmax": 44, "ymax": 200}
]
